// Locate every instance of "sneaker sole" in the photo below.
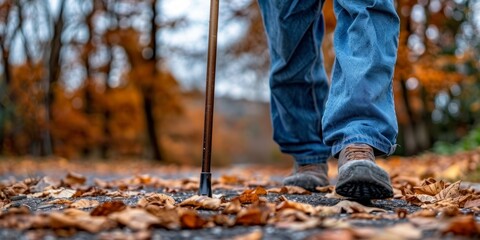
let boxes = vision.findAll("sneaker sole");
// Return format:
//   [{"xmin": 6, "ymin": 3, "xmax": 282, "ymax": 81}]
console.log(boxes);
[
  {"xmin": 283, "ymin": 173, "xmax": 329, "ymax": 192},
  {"xmin": 335, "ymin": 160, "xmax": 393, "ymax": 200}
]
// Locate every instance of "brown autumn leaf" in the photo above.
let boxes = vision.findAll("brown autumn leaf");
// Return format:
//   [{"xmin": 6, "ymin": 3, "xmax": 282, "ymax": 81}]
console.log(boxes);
[
  {"xmin": 383, "ymin": 223, "xmax": 422, "ymax": 240},
  {"xmin": 212, "ymin": 214, "xmax": 235, "ymax": 227},
  {"xmin": 49, "ymin": 208, "xmax": 114, "ymax": 233},
  {"xmin": 251, "ymin": 186, "xmax": 268, "ymax": 195},
  {"xmin": 223, "ymin": 199, "xmax": 242, "ymax": 214},
  {"xmin": 3, "ymin": 182, "xmax": 29, "ymax": 197},
  {"xmin": 316, "ymin": 200, "xmax": 386, "ymax": 216},
  {"xmin": 144, "ymin": 206, "xmax": 180, "ymax": 229},
  {"xmin": 267, "ymin": 186, "xmax": 287, "ymax": 194},
  {"xmin": 232, "ymin": 229, "xmax": 263, "ymax": 240},
  {"xmin": 90, "ymin": 201, "xmax": 127, "ymax": 216},
  {"xmin": 406, "ymin": 193, "xmax": 438, "ymax": 206},
  {"xmin": 325, "ymin": 190, "xmax": 347, "ymax": 199},
  {"xmin": 315, "ymin": 185, "xmax": 334, "ymax": 193},
  {"xmin": 268, "ymin": 186, "xmax": 311, "ymax": 195},
  {"xmin": 441, "ymin": 215, "xmax": 480, "ymax": 236},
  {"xmin": 413, "ymin": 180, "xmax": 445, "ymax": 195},
  {"xmin": 74, "ymin": 187, "xmax": 107, "ymax": 197},
  {"xmin": 49, "ymin": 188, "xmax": 77, "ymax": 199},
  {"xmin": 276, "ymin": 217, "xmax": 321, "ymax": 230},
  {"xmin": 235, "ymin": 193, "xmax": 260, "ymax": 204},
  {"xmin": 109, "ymin": 208, "xmax": 159, "ymax": 230},
  {"xmin": 179, "ymin": 195, "xmax": 221, "ymax": 210},
  {"xmin": 98, "ymin": 230, "xmax": 152, "ymax": 240},
  {"xmin": 307, "ymin": 229, "xmax": 355, "ymax": 240},
  {"xmin": 70, "ymin": 199, "xmax": 100, "ymax": 209},
  {"xmin": 178, "ymin": 209, "xmax": 210, "ymax": 229},
  {"xmin": 137, "ymin": 193, "xmax": 176, "ymax": 208},
  {"xmin": 349, "ymin": 213, "xmax": 382, "ymax": 220},
  {"xmin": 63, "ymin": 172, "xmax": 87, "ymax": 187},
  {"xmin": 276, "ymin": 198, "xmax": 316, "ymax": 215},
  {"xmin": 410, "ymin": 209, "xmax": 437, "ymax": 218},
  {"xmin": 274, "ymin": 208, "xmax": 311, "ymax": 223},
  {"xmin": 47, "ymin": 199, "xmax": 73, "ymax": 205},
  {"xmin": 435, "ymin": 181, "xmax": 461, "ymax": 200},
  {"xmin": 409, "ymin": 217, "xmax": 444, "ymax": 230},
  {"xmin": 464, "ymin": 198, "xmax": 480, "ymax": 208},
  {"xmin": 235, "ymin": 205, "xmax": 271, "ymax": 226}
]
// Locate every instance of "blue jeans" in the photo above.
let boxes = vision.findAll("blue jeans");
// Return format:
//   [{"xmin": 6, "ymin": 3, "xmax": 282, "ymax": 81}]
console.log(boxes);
[{"xmin": 258, "ymin": 0, "xmax": 400, "ymax": 164}]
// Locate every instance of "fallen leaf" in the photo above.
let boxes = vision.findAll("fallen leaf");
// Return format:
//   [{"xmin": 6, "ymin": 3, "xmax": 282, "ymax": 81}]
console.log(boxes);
[
  {"xmin": 325, "ymin": 190, "xmax": 347, "ymax": 199},
  {"xmin": 276, "ymin": 218, "xmax": 321, "ymax": 230},
  {"xmin": 236, "ymin": 207, "xmax": 270, "ymax": 226},
  {"xmin": 137, "ymin": 193, "xmax": 175, "ymax": 208},
  {"xmin": 223, "ymin": 199, "xmax": 242, "ymax": 214},
  {"xmin": 90, "ymin": 201, "xmax": 127, "ymax": 216},
  {"xmin": 349, "ymin": 213, "xmax": 381, "ymax": 220},
  {"xmin": 49, "ymin": 209, "xmax": 113, "ymax": 233},
  {"xmin": 464, "ymin": 198, "xmax": 480, "ymax": 208},
  {"xmin": 109, "ymin": 208, "xmax": 159, "ymax": 230},
  {"xmin": 441, "ymin": 215, "xmax": 480, "ymax": 236},
  {"xmin": 409, "ymin": 217, "xmax": 443, "ymax": 230},
  {"xmin": 315, "ymin": 185, "xmax": 334, "ymax": 193},
  {"xmin": 410, "ymin": 209, "xmax": 437, "ymax": 218},
  {"xmin": 307, "ymin": 229, "xmax": 354, "ymax": 240},
  {"xmin": 276, "ymin": 199, "xmax": 316, "ymax": 214},
  {"xmin": 268, "ymin": 186, "xmax": 311, "ymax": 195},
  {"xmin": 235, "ymin": 193, "xmax": 260, "ymax": 204},
  {"xmin": 47, "ymin": 199, "xmax": 72, "ymax": 205},
  {"xmin": 178, "ymin": 209, "xmax": 209, "ymax": 229},
  {"xmin": 405, "ymin": 194, "xmax": 437, "ymax": 206},
  {"xmin": 275, "ymin": 208, "xmax": 311, "ymax": 222},
  {"xmin": 4, "ymin": 182, "xmax": 29, "ymax": 197},
  {"xmin": 70, "ymin": 199, "xmax": 100, "ymax": 209},
  {"xmin": 50, "ymin": 188, "xmax": 76, "ymax": 199},
  {"xmin": 435, "ymin": 181, "xmax": 461, "ymax": 200},
  {"xmin": 232, "ymin": 229, "xmax": 263, "ymax": 240},
  {"xmin": 98, "ymin": 230, "xmax": 151, "ymax": 240},
  {"xmin": 144, "ymin": 206, "xmax": 180, "ymax": 229},
  {"xmin": 251, "ymin": 186, "xmax": 268, "ymax": 195},
  {"xmin": 179, "ymin": 195, "xmax": 221, "ymax": 210},
  {"xmin": 383, "ymin": 223, "xmax": 422, "ymax": 239},
  {"xmin": 413, "ymin": 180, "xmax": 445, "ymax": 195},
  {"xmin": 212, "ymin": 214, "xmax": 235, "ymax": 227},
  {"xmin": 316, "ymin": 200, "xmax": 386, "ymax": 216},
  {"xmin": 63, "ymin": 172, "xmax": 86, "ymax": 187},
  {"xmin": 267, "ymin": 187, "xmax": 287, "ymax": 194}
]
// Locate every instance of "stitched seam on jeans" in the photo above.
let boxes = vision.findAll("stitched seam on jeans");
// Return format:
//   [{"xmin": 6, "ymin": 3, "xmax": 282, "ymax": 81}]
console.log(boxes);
[{"xmin": 309, "ymin": 15, "xmax": 323, "ymax": 134}]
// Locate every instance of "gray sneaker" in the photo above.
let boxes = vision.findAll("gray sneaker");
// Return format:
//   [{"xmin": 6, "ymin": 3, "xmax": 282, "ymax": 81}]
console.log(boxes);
[
  {"xmin": 283, "ymin": 163, "xmax": 329, "ymax": 191},
  {"xmin": 335, "ymin": 144, "xmax": 393, "ymax": 200}
]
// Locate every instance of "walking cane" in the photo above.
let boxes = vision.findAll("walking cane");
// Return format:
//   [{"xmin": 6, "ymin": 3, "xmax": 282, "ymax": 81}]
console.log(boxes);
[{"xmin": 199, "ymin": 0, "xmax": 220, "ymax": 197}]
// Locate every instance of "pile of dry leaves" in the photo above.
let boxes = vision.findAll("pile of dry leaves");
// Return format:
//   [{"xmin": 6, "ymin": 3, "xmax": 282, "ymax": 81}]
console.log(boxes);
[{"xmin": 0, "ymin": 165, "xmax": 480, "ymax": 239}]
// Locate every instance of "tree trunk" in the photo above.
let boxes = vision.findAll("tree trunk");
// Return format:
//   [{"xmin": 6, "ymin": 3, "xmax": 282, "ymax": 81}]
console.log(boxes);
[
  {"xmin": 144, "ymin": 0, "xmax": 163, "ymax": 161},
  {"xmin": 44, "ymin": 0, "xmax": 66, "ymax": 156},
  {"xmin": 143, "ymin": 91, "xmax": 162, "ymax": 160},
  {"xmin": 0, "ymin": 48, "xmax": 10, "ymax": 154}
]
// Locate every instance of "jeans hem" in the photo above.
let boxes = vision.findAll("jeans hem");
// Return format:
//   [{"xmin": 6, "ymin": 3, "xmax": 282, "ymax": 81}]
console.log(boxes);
[
  {"xmin": 331, "ymin": 135, "xmax": 397, "ymax": 157},
  {"xmin": 293, "ymin": 154, "xmax": 330, "ymax": 165}
]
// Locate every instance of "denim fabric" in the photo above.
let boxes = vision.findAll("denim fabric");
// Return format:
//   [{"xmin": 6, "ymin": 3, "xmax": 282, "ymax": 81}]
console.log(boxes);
[{"xmin": 258, "ymin": 0, "xmax": 400, "ymax": 164}]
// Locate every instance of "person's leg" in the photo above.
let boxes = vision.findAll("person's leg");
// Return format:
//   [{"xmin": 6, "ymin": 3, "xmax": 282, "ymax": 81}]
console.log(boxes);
[
  {"xmin": 258, "ymin": 0, "xmax": 331, "ymax": 189},
  {"xmin": 323, "ymin": 0, "xmax": 400, "ymax": 199}
]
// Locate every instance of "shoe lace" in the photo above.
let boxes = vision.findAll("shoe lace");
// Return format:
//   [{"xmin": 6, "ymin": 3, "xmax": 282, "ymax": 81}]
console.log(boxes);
[{"xmin": 344, "ymin": 145, "xmax": 375, "ymax": 161}]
